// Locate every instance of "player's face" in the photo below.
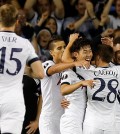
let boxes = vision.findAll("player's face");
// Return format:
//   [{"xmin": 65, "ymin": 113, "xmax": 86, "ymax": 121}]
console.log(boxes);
[
  {"xmin": 116, "ymin": 0, "xmax": 120, "ymax": 17},
  {"xmin": 50, "ymin": 41, "xmax": 66, "ymax": 63},
  {"xmin": 74, "ymin": 45, "xmax": 93, "ymax": 62},
  {"xmin": 115, "ymin": 51, "xmax": 120, "ymax": 65},
  {"xmin": 113, "ymin": 43, "xmax": 120, "ymax": 52}
]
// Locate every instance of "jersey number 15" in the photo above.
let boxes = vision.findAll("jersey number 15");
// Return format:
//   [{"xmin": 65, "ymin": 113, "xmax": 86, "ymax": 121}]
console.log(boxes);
[{"xmin": 0, "ymin": 47, "xmax": 22, "ymax": 75}]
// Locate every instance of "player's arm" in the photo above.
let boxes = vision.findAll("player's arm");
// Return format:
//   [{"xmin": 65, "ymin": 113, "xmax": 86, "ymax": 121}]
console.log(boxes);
[
  {"xmin": 25, "ymin": 95, "xmax": 42, "ymax": 134},
  {"xmin": 47, "ymin": 61, "xmax": 87, "ymax": 76},
  {"xmin": 25, "ymin": 60, "xmax": 44, "ymax": 79},
  {"xmin": 61, "ymin": 80, "xmax": 94, "ymax": 95},
  {"xmin": 25, "ymin": 40, "xmax": 45, "ymax": 79},
  {"xmin": 62, "ymin": 33, "xmax": 79, "ymax": 63}
]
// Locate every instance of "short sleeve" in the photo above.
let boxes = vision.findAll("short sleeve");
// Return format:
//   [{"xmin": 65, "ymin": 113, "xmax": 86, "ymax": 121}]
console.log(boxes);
[
  {"xmin": 60, "ymin": 69, "xmax": 76, "ymax": 85},
  {"xmin": 42, "ymin": 60, "xmax": 55, "ymax": 77},
  {"xmin": 26, "ymin": 39, "xmax": 39, "ymax": 66}
]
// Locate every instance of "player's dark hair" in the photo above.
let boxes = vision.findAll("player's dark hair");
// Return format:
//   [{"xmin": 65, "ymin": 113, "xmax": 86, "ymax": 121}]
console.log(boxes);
[
  {"xmin": 113, "ymin": 37, "xmax": 120, "ymax": 46},
  {"xmin": 95, "ymin": 44, "xmax": 114, "ymax": 63},
  {"xmin": 48, "ymin": 35, "xmax": 64, "ymax": 50},
  {"xmin": 70, "ymin": 38, "xmax": 92, "ymax": 53}
]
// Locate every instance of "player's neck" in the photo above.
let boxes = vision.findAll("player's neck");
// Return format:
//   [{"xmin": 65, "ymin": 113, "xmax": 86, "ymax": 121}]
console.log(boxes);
[
  {"xmin": 97, "ymin": 62, "xmax": 109, "ymax": 68},
  {"xmin": 0, "ymin": 25, "xmax": 15, "ymax": 32},
  {"xmin": 53, "ymin": 59, "xmax": 62, "ymax": 64}
]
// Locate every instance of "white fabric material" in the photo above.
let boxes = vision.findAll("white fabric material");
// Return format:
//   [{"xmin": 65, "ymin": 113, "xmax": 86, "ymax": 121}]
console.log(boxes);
[
  {"xmin": 40, "ymin": 60, "xmax": 63, "ymax": 134},
  {"xmin": 60, "ymin": 69, "xmax": 87, "ymax": 134},
  {"xmin": 0, "ymin": 101, "xmax": 25, "ymax": 134},
  {"xmin": 76, "ymin": 65, "xmax": 120, "ymax": 131},
  {"xmin": 83, "ymin": 125, "xmax": 118, "ymax": 134},
  {"xmin": 0, "ymin": 31, "xmax": 38, "ymax": 133}
]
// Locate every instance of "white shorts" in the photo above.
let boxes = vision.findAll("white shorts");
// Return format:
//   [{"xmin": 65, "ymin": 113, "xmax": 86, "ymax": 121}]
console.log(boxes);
[
  {"xmin": 60, "ymin": 115, "xmax": 82, "ymax": 134},
  {"xmin": 0, "ymin": 101, "xmax": 25, "ymax": 134},
  {"xmin": 83, "ymin": 125, "xmax": 118, "ymax": 134},
  {"xmin": 39, "ymin": 116, "xmax": 61, "ymax": 134}
]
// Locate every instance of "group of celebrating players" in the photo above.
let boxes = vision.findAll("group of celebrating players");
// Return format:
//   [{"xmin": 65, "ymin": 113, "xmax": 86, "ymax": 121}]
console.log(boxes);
[{"xmin": 0, "ymin": 3, "xmax": 120, "ymax": 134}]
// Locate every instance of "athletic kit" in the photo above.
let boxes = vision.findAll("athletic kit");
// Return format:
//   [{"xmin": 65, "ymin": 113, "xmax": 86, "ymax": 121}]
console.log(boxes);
[
  {"xmin": 39, "ymin": 60, "xmax": 64, "ymax": 134},
  {"xmin": 60, "ymin": 68, "xmax": 87, "ymax": 134},
  {"xmin": 76, "ymin": 66, "xmax": 120, "ymax": 134},
  {"xmin": 0, "ymin": 31, "xmax": 39, "ymax": 134}
]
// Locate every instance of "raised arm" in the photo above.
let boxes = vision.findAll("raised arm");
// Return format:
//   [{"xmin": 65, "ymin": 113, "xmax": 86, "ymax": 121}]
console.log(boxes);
[
  {"xmin": 62, "ymin": 33, "xmax": 79, "ymax": 63},
  {"xmin": 47, "ymin": 61, "xmax": 85, "ymax": 76}
]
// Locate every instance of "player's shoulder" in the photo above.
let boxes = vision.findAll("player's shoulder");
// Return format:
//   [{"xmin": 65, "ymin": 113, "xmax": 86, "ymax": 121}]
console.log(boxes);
[
  {"xmin": 15, "ymin": 34, "xmax": 31, "ymax": 45},
  {"xmin": 42, "ymin": 60, "xmax": 55, "ymax": 67},
  {"xmin": 110, "ymin": 65, "xmax": 120, "ymax": 69},
  {"xmin": 62, "ymin": 68, "xmax": 78, "ymax": 78},
  {"xmin": 89, "ymin": 65, "xmax": 96, "ymax": 70}
]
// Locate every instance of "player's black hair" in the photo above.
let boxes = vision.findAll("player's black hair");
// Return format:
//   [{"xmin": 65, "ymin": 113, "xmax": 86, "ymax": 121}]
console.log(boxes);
[
  {"xmin": 113, "ymin": 37, "xmax": 120, "ymax": 46},
  {"xmin": 48, "ymin": 35, "xmax": 64, "ymax": 50},
  {"xmin": 95, "ymin": 44, "xmax": 114, "ymax": 63},
  {"xmin": 22, "ymin": 25, "xmax": 34, "ymax": 40},
  {"xmin": 70, "ymin": 38, "xmax": 92, "ymax": 53}
]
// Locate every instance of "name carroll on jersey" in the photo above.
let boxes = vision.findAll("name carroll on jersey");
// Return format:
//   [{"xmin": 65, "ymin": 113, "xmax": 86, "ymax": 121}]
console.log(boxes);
[{"xmin": 94, "ymin": 68, "xmax": 118, "ymax": 78}]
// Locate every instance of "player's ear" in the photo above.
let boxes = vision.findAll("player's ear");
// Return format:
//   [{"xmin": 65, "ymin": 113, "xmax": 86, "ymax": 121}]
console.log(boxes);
[
  {"xmin": 72, "ymin": 52, "xmax": 78, "ymax": 59},
  {"xmin": 49, "ymin": 50, "xmax": 54, "ymax": 57}
]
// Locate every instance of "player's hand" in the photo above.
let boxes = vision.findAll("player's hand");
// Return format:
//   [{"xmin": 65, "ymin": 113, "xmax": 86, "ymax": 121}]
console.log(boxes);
[
  {"xmin": 80, "ymin": 80, "xmax": 96, "ymax": 89},
  {"xmin": 74, "ymin": 60, "xmax": 90, "ymax": 69},
  {"xmin": 61, "ymin": 98, "xmax": 70, "ymax": 109},
  {"xmin": 69, "ymin": 33, "xmax": 79, "ymax": 43},
  {"xmin": 25, "ymin": 120, "xmax": 39, "ymax": 134}
]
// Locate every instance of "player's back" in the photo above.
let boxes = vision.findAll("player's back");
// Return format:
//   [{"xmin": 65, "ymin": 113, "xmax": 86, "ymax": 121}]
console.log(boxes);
[
  {"xmin": 76, "ymin": 66, "xmax": 120, "ymax": 130},
  {"xmin": 0, "ymin": 31, "xmax": 37, "ymax": 103}
]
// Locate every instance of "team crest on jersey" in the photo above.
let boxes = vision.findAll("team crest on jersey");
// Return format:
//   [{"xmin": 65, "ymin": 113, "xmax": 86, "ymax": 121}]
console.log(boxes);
[
  {"xmin": 44, "ymin": 63, "xmax": 49, "ymax": 68},
  {"xmin": 61, "ymin": 74, "xmax": 68, "ymax": 80}
]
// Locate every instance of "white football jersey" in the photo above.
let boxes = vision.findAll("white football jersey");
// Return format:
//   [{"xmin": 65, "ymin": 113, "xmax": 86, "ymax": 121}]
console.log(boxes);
[
  {"xmin": 109, "ymin": 63, "xmax": 120, "ymax": 122},
  {"xmin": 0, "ymin": 31, "xmax": 38, "ymax": 103},
  {"xmin": 76, "ymin": 65, "xmax": 120, "ymax": 130},
  {"xmin": 60, "ymin": 68, "xmax": 87, "ymax": 121},
  {"xmin": 40, "ymin": 60, "xmax": 64, "ymax": 119}
]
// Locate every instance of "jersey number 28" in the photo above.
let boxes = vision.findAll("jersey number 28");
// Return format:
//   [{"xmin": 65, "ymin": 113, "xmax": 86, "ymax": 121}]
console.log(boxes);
[{"xmin": 92, "ymin": 78, "xmax": 118, "ymax": 103}]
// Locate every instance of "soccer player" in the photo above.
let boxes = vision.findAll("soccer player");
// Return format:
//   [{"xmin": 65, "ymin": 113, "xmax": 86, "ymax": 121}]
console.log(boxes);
[
  {"xmin": 115, "ymin": 50, "xmax": 120, "ymax": 65},
  {"xmin": 39, "ymin": 35, "xmax": 86, "ymax": 134},
  {"xmin": 77, "ymin": 45, "xmax": 119, "ymax": 134},
  {"xmin": 62, "ymin": 34, "xmax": 120, "ymax": 134},
  {"xmin": 0, "ymin": 4, "xmax": 44, "ymax": 134},
  {"xmin": 60, "ymin": 34, "xmax": 94, "ymax": 134}
]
